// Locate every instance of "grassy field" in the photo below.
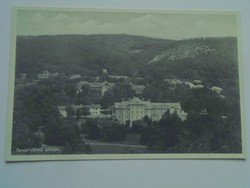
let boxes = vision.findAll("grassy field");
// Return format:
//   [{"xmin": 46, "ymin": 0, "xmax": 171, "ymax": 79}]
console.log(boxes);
[
  {"xmin": 85, "ymin": 133, "xmax": 147, "ymax": 154},
  {"xmin": 88, "ymin": 143, "xmax": 146, "ymax": 154}
]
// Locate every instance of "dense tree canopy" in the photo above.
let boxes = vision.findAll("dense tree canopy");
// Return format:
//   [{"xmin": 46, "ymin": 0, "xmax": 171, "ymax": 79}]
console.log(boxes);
[{"xmin": 12, "ymin": 34, "xmax": 242, "ymax": 154}]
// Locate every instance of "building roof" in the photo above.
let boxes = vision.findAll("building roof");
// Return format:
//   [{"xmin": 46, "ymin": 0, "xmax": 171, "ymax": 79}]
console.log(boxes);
[
  {"xmin": 114, "ymin": 97, "xmax": 181, "ymax": 109},
  {"xmin": 211, "ymin": 86, "xmax": 223, "ymax": 92},
  {"xmin": 77, "ymin": 81, "xmax": 89, "ymax": 86},
  {"xmin": 184, "ymin": 82, "xmax": 194, "ymax": 88},
  {"xmin": 133, "ymin": 84, "xmax": 146, "ymax": 89},
  {"xmin": 109, "ymin": 75, "xmax": 129, "ymax": 80},
  {"xmin": 193, "ymin": 80, "xmax": 202, "ymax": 84},
  {"xmin": 58, "ymin": 106, "xmax": 66, "ymax": 110},
  {"xmin": 84, "ymin": 104, "xmax": 101, "ymax": 109},
  {"xmin": 77, "ymin": 81, "xmax": 115, "ymax": 90},
  {"xmin": 89, "ymin": 82, "xmax": 102, "ymax": 88},
  {"xmin": 151, "ymin": 102, "xmax": 181, "ymax": 109},
  {"xmin": 69, "ymin": 74, "xmax": 81, "ymax": 80},
  {"xmin": 129, "ymin": 97, "xmax": 144, "ymax": 104},
  {"xmin": 102, "ymin": 81, "xmax": 115, "ymax": 87},
  {"xmin": 135, "ymin": 77, "xmax": 144, "ymax": 80},
  {"xmin": 71, "ymin": 104, "xmax": 101, "ymax": 111},
  {"xmin": 192, "ymin": 84, "xmax": 204, "ymax": 89},
  {"xmin": 164, "ymin": 79, "xmax": 182, "ymax": 84}
]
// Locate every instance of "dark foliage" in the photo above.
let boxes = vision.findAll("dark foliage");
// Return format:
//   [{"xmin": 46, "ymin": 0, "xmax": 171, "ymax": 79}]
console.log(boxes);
[
  {"xmin": 12, "ymin": 81, "xmax": 91, "ymax": 153},
  {"xmin": 13, "ymin": 34, "xmax": 242, "ymax": 154}
]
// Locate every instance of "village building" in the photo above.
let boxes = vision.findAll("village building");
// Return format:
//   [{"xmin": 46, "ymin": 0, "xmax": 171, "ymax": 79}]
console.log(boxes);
[
  {"xmin": 88, "ymin": 83, "xmax": 103, "ymax": 92},
  {"xmin": 51, "ymin": 72, "xmax": 59, "ymax": 77},
  {"xmin": 77, "ymin": 80, "xmax": 145, "ymax": 96},
  {"xmin": 102, "ymin": 69, "xmax": 108, "ymax": 74},
  {"xmin": 164, "ymin": 79, "xmax": 204, "ymax": 89},
  {"xmin": 58, "ymin": 104, "xmax": 101, "ymax": 118},
  {"xmin": 77, "ymin": 81, "xmax": 115, "ymax": 96},
  {"xmin": 193, "ymin": 80, "xmax": 202, "ymax": 84},
  {"xmin": 131, "ymin": 84, "xmax": 146, "ymax": 95},
  {"xmin": 112, "ymin": 97, "xmax": 188, "ymax": 127},
  {"xmin": 192, "ymin": 84, "xmax": 204, "ymax": 89},
  {"xmin": 191, "ymin": 80, "xmax": 204, "ymax": 89},
  {"xmin": 71, "ymin": 104, "xmax": 101, "ymax": 116},
  {"xmin": 183, "ymin": 81, "xmax": 194, "ymax": 88},
  {"xmin": 69, "ymin": 74, "xmax": 81, "ymax": 80},
  {"xmin": 58, "ymin": 104, "xmax": 112, "ymax": 119},
  {"xmin": 210, "ymin": 86, "xmax": 225, "ymax": 99},
  {"xmin": 164, "ymin": 78, "xmax": 182, "ymax": 85},
  {"xmin": 109, "ymin": 75, "xmax": 129, "ymax": 82},
  {"xmin": 20, "ymin": 73, "xmax": 27, "ymax": 79},
  {"xmin": 135, "ymin": 77, "xmax": 144, "ymax": 81},
  {"xmin": 211, "ymin": 86, "xmax": 223, "ymax": 94},
  {"xmin": 76, "ymin": 81, "xmax": 89, "ymax": 93},
  {"xmin": 37, "ymin": 70, "xmax": 51, "ymax": 79},
  {"xmin": 58, "ymin": 106, "xmax": 67, "ymax": 118},
  {"xmin": 85, "ymin": 104, "xmax": 101, "ymax": 116},
  {"xmin": 199, "ymin": 107, "xmax": 208, "ymax": 115}
]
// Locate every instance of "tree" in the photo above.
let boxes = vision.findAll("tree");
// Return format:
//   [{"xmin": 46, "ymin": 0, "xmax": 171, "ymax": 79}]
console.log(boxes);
[
  {"xmin": 88, "ymin": 124, "xmax": 101, "ymax": 140},
  {"xmin": 131, "ymin": 120, "xmax": 147, "ymax": 133},
  {"xmin": 142, "ymin": 85, "xmax": 162, "ymax": 102},
  {"xmin": 65, "ymin": 106, "xmax": 75, "ymax": 118},
  {"xmin": 44, "ymin": 123, "xmax": 65, "ymax": 146},
  {"xmin": 157, "ymin": 111, "xmax": 183, "ymax": 149},
  {"xmin": 141, "ymin": 111, "xmax": 183, "ymax": 152},
  {"xmin": 82, "ymin": 106, "xmax": 90, "ymax": 116},
  {"xmin": 101, "ymin": 89, "xmax": 114, "ymax": 109},
  {"xmin": 75, "ymin": 108, "xmax": 81, "ymax": 120},
  {"xmin": 75, "ymin": 85, "xmax": 101, "ymax": 105},
  {"xmin": 112, "ymin": 82, "xmax": 135, "ymax": 101},
  {"xmin": 64, "ymin": 83, "xmax": 77, "ymax": 98},
  {"xmin": 82, "ymin": 119, "xmax": 101, "ymax": 140},
  {"xmin": 101, "ymin": 82, "xmax": 135, "ymax": 108},
  {"xmin": 12, "ymin": 84, "xmax": 66, "ymax": 148},
  {"xmin": 100, "ymin": 120, "xmax": 127, "ymax": 142},
  {"xmin": 62, "ymin": 123, "xmax": 92, "ymax": 154}
]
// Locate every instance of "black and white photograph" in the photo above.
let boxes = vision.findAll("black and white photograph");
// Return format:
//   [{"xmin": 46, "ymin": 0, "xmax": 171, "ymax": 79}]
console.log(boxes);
[{"xmin": 6, "ymin": 7, "xmax": 245, "ymax": 161}]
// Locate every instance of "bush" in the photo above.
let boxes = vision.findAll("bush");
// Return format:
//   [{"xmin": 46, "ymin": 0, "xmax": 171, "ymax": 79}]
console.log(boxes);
[{"xmin": 100, "ymin": 120, "xmax": 127, "ymax": 142}]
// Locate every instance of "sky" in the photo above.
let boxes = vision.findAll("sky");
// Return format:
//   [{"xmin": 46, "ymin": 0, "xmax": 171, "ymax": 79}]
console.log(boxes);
[{"xmin": 16, "ymin": 8, "xmax": 238, "ymax": 40}]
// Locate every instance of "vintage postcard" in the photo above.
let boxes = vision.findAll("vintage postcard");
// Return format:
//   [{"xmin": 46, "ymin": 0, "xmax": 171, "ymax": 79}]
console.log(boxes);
[{"xmin": 5, "ymin": 7, "xmax": 246, "ymax": 161}]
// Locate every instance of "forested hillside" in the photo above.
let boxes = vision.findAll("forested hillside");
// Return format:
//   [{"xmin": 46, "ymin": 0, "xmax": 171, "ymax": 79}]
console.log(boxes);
[
  {"xmin": 12, "ymin": 34, "xmax": 242, "ymax": 154},
  {"xmin": 15, "ymin": 34, "xmax": 238, "ymax": 86}
]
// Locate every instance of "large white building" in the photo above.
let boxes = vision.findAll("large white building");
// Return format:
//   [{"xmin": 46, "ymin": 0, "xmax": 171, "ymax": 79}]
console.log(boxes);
[{"xmin": 112, "ymin": 97, "xmax": 187, "ymax": 126}]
